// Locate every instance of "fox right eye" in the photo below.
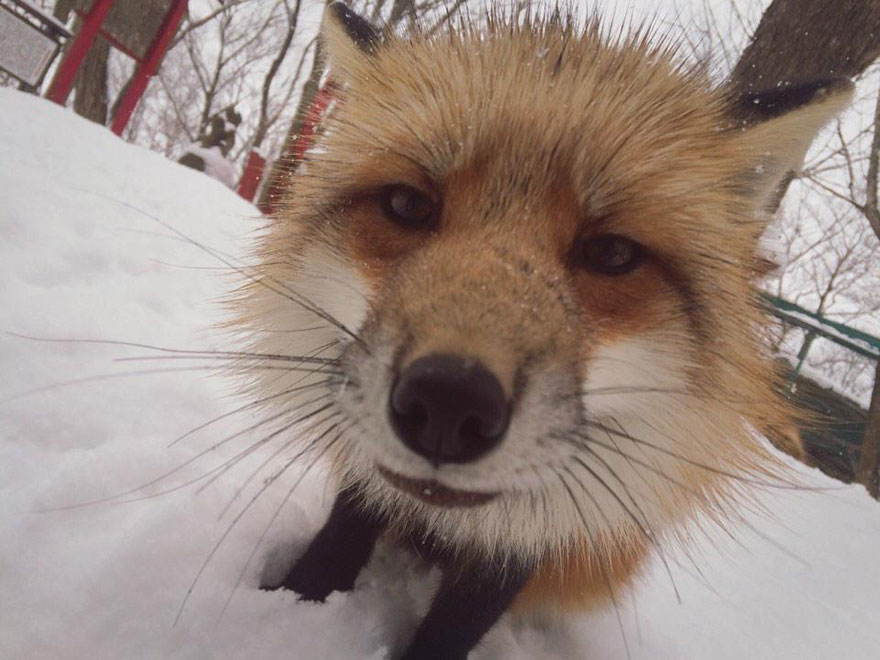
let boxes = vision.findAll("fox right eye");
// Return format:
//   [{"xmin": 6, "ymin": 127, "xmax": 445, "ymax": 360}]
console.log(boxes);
[
  {"xmin": 575, "ymin": 234, "xmax": 644, "ymax": 275},
  {"xmin": 380, "ymin": 184, "xmax": 438, "ymax": 230}
]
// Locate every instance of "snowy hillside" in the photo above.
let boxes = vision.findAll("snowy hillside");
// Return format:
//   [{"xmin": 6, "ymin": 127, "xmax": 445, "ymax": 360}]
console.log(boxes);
[{"xmin": 1, "ymin": 88, "xmax": 879, "ymax": 660}]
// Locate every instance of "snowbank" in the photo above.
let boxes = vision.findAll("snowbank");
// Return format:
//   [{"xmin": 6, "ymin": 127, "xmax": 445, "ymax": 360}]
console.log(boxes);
[
  {"xmin": 1, "ymin": 88, "xmax": 879, "ymax": 659},
  {"xmin": 178, "ymin": 143, "xmax": 239, "ymax": 189}
]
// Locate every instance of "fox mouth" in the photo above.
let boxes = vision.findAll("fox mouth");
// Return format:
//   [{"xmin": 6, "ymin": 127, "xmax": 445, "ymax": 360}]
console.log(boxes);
[{"xmin": 377, "ymin": 465, "xmax": 499, "ymax": 508}]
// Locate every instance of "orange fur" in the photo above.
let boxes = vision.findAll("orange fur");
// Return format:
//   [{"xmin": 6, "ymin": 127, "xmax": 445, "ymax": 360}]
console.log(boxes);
[{"xmin": 514, "ymin": 536, "xmax": 649, "ymax": 613}]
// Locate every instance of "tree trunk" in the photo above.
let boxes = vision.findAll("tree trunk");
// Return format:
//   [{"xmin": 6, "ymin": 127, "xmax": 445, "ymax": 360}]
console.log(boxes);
[
  {"xmin": 853, "ymin": 90, "xmax": 880, "ymax": 500},
  {"xmin": 53, "ymin": 1, "xmax": 110, "ymax": 124},
  {"xmin": 52, "ymin": 0, "xmax": 75, "ymax": 24},
  {"xmin": 730, "ymin": 0, "xmax": 880, "ymax": 94},
  {"xmin": 73, "ymin": 36, "xmax": 110, "ymax": 125},
  {"xmin": 855, "ymin": 361, "xmax": 880, "ymax": 498}
]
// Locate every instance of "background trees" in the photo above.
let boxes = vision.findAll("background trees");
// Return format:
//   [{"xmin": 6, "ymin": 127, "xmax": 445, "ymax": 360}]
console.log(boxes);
[{"xmin": 679, "ymin": 0, "xmax": 879, "ymax": 494}]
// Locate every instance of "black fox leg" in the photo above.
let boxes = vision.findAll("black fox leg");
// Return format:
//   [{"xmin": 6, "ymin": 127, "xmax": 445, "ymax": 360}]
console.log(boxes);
[
  {"xmin": 264, "ymin": 485, "xmax": 386, "ymax": 602},
  {"xmin": 399, "ymin": 561, "xmax": 531, "ymax": 660}
]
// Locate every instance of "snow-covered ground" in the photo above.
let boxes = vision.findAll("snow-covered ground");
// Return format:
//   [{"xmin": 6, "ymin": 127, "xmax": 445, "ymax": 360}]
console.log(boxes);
[
  {"xmin": 178, "ymin": 143, "xmax": 239, "ymax": 189},
  {"xmin": 1, "ymin": 88, "xmax": 879, "ymax": 660}
]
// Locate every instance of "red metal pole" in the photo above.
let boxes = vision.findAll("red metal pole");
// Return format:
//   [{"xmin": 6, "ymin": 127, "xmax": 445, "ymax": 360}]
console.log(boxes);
[
  {"xmin": 259, "ymin": 83, "xmax": 337, "ymax": 215},
  {"xmin": 110, "ymin": 0, "xmax": 188, "ymax": 136},
  {"xmin": 237, "ymin": 150, "xmax": 266, "ymax": 202},
  {"xmin": 45, "ymin": 0, "xmax": 116, "ymax": 105},
  {"xmin": 291, "ymin": 85, "xmax": 335, "ymax": 163}
]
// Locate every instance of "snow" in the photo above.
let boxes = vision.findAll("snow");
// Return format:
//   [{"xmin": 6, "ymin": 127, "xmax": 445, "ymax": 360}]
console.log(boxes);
[
  {"xmin": 179, "ymin": 143, "xmax": 239, "ymax": 189},
  {"xmin": 2, "ymin": 88, "xmax": 880, "ymax": 660}
]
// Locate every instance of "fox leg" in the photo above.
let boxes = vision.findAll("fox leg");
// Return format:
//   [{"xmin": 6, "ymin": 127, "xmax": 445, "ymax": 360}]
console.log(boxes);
[
  {"xmin": 399, "ymin": 559, "xmax": 531, "ymax": 660},
  {"xmin": 265, "ymin": 486, "xmax": 386, "ymax": 601}
]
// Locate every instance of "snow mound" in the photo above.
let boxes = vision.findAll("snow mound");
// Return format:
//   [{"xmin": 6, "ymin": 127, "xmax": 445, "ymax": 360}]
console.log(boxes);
[
  {"xmin": 179, "ymin": 143, "xmax": 239, "ymax": 189},
  {"xmin": 1, "ymin": 88, "xmax": 879, "ymax": 659}
]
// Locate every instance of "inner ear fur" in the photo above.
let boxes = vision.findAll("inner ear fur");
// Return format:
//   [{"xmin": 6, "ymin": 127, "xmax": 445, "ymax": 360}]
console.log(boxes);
[
  {"xmin": 730, "ymin": 78, "xmax": 854, "ymax": 208},
  {"xmin": 322, "ymin": 2, "xmax": 381, "ymax": 83}
]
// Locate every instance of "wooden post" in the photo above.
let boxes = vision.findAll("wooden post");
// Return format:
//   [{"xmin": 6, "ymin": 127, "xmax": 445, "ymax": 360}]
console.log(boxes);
[
  {"xmin": 45, "ymin": 0, "xmax": 116, "ymax": 105},
  {"xmin": 109, "ymin": 0, "xmax": 187, "ymax": 136},
  {"xmin": 855, "ymin": 362, "xmax": 880, "ymax": 498}
]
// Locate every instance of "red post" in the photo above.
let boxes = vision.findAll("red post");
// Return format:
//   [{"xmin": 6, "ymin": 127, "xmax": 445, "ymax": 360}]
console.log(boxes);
[
  {"xmin": 45, "ymin": 0, "xmax": 116, "ymax": 105},
  {"xmin": 259, "ymin": 83, "xmax": 337, "ymax": 215},
  {"xmin": 110, "ymin": 0, "xmax": 188, "ymax": 136},
  {"xmin": 291, "ymin": 85, "xmax": 336, "ymax": 163},
  {"xmin": 237, "ymin": 150, "xmax": 266, "ymax": 202}
]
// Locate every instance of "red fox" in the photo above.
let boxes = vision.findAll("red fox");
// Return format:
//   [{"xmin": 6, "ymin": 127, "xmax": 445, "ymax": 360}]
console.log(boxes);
[{"xmin": 241, "ymin": 3, "xmax": 853, "ymax": 658}]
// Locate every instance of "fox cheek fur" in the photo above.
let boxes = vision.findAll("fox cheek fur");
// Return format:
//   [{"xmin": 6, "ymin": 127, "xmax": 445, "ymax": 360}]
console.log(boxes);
[{"xmin": 239, "ymin": 3, "xmax": 855, "ymax": 658}]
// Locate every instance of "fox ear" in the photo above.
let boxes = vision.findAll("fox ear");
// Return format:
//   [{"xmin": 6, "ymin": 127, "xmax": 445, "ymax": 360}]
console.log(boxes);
[
  {"xmin": 731, "ymin": 78, "xmax": 854, "ymax": 210},
  {"xmin": 322, "ymin": 2, "xmax": 381, "ymax": 81}
]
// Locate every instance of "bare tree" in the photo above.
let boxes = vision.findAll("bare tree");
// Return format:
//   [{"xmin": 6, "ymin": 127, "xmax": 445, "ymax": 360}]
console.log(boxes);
[
  {"xmin": 50, "ymin": 0, "xmax": 109, "ymax": 123},
  {"xmin": 49, "ymin": 1, "xmax": 182, "ymax": 125},
  {"xmin": 250, "ymin": 0, "xmax": 308, "ymax": 152},
  {"xmin": 683, "ymin": 0, "xmax": 880, "ymax": 492},
  {"xmin": 110, "ymin": 0, "xmax": 317, "ymax": 181}
]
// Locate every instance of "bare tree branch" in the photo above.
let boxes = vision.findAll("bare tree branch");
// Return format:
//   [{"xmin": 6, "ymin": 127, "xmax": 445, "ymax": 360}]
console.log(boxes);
[{"xmin": 864, "ymin": 88, "xmax": 880, "ymax": 240}]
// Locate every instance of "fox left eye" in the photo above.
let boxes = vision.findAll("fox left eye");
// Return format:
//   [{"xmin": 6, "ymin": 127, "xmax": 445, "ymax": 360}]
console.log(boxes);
[
  {"xmin": 576, "ymin": 234, "xmax": 644, "ymax": 275},
  {"xmin": 380, "ymin": 184, "xmax": 438, "ymax": 229}
]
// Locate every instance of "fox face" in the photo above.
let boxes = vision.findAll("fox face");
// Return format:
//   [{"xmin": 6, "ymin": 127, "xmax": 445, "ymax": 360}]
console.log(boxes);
[{"xmin": 243, "ymin": 3, "xmax": 851, "ymax": 615}]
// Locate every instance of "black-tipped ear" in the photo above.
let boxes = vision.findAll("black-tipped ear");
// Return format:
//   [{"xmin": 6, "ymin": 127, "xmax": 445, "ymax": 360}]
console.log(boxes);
[
  {"xmin": 327, "ymin": 2, "xmax": 381, "ymax": 54},
  {"xmin": 730, "ymin": 77, "xmax": 853, "ymax": 209},
  {"xmin": 730, "ymin": 77, "xmax": 853, "ymax": 125}
]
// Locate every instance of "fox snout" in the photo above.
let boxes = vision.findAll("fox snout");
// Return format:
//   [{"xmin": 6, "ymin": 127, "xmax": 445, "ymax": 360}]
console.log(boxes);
[
  {"xmin": 343, "ymin": 237, "xmax": 585, "ymax": 473},
  {"xmin": 389, "ymin": 354, "xmax": 511, "ymax": 464}
]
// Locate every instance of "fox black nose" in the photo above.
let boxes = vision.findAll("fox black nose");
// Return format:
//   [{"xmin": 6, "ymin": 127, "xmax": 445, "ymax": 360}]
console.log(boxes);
[{"xmin": 389, "ymin": 354, "xmax": 510, "ymax": 464}]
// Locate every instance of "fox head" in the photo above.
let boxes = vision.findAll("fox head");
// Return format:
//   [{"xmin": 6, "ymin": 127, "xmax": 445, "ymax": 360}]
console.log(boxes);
[{"xmin": 237, "ymin": 4, "xmax": 851, "ymax": 565}]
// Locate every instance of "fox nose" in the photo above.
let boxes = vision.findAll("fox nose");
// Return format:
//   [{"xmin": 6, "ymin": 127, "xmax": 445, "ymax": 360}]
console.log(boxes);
[{"xmin": 389, "ymin": 354, "xmax": 510, "ymax": 464}]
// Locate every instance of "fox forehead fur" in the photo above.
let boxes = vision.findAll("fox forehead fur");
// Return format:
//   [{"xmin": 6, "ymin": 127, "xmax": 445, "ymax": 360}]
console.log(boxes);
[{"xmin": 236, "ymin": 8, "xmax": 850, "ymax": 592}]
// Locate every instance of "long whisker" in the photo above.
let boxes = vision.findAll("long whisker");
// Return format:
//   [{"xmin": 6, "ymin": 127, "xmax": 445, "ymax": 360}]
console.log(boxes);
[
  {"xmin": 571, "ymin": 452, "xmax": 682, "ymax": 604},
  {"xmin": 552, "ymin": 467, "xmax": 632, "ymax": 660},
  {"xmin": 570, "ymin": 430, "xmax": 811, "ymax": 568},
  {"xmin": 193, "ymin": 399, "xmax": 337, "ymax": 496},
  {"xmin": 218, "ymin": 421, "xmax": 355, "ymax": 620},
  {"xmin": 32, "ymin": 387, "xmax": 337, "ymax": 513},
  {"xmin": 2, "ymin": 364, "xmax": 337, "ymax": 404},
  {"xmin": 112, "ymin": 355, "xmax": 337, "ymax": 365},
  {"xmin": 572, "ymin": 423, "xmax": 725, "ymax": 588},
  {"xmin": 81, "ymin": 190, "xmax": 369, "ymax": 350},
  {"xmin": 581, "ymin": 419, "xmax": 828, "ymax": 491},
  {"xmin": 168, "ymin": 377, "xmax": 340, "ymax": 449},
  {"xmin": 174, "ymin": 422, "xmax": 346, "ymax": 626},
  {"xmin": 581, "ymin": 385, "xmax": 694, "ymax": 396},
  {"xmin": 5, "ymin": 332, "xmax": 341, "ymax": 365},
  {"xmin": 214, "ymin": 409, "xmax": 343, "ymax": 516}
]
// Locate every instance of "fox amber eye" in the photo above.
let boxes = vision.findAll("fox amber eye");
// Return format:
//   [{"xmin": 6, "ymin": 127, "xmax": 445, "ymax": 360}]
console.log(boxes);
[
  {"xmin": 380, "ymin": 184, "xmax": 437, "ymax": 229},
  {"xmin": 578, "ymin": 234, "xmax": 644, "ymax": 275}
]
